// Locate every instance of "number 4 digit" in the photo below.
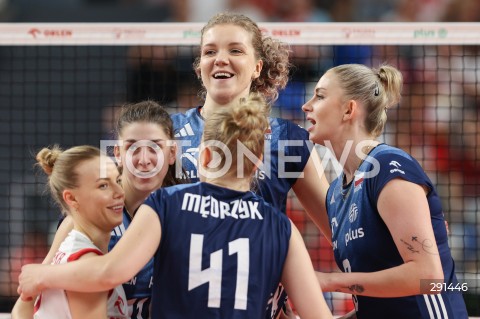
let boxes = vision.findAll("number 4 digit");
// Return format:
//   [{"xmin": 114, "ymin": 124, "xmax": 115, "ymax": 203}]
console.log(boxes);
[{"xmin": 188, "ymin": 234, "xmax": 250, "ymax": 310}]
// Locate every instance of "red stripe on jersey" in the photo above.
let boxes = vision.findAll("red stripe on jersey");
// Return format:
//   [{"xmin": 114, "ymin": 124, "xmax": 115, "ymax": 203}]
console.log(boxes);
[
  {"xmin": 33, "ymin": 294, "xmax": 42, "ymax": 313},
  {"xmin": 67, "ymin": 248, "xmax": 103, "ymax": 262}
]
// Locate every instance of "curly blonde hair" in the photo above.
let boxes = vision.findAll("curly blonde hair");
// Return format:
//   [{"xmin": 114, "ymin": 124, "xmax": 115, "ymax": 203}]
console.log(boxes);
[{"xmin": 203, "ymin": 93, "xmax": 269, "ymax": 178}]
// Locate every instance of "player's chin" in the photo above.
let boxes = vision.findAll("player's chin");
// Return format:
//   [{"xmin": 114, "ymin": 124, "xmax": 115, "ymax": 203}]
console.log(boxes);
[
  {"xmin": 135, "ymin": 177, "xmax": 162, "ymax": 191},
  {"xmin": 307, "ymin": 131, "xmax": 320, "ymax": 144}
]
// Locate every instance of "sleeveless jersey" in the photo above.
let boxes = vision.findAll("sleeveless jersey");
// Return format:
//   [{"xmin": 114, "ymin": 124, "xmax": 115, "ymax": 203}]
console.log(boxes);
[
  {"xmin": 110, "ymin": 208, "xmax": 154, "ymax": 318},
  {"xmin": 326, "ymin": 144, "xmax": 468, "ymax": 319},
  {"xmin": 172, "ymin": 107, "xmax": 311, "ymax": 214},
  {"xmin": 34, "ymin": 230, "xmax": 128, "ymax": 319},
  {"xmin": 144, "ymin": 182, "xmax": 291, "ymax": 319}
]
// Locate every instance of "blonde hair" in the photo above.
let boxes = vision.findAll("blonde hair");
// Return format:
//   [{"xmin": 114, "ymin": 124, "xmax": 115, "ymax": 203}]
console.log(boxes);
[
  {"xmin": 330, "ymin": 63, "xmax": 403, "ymax": 137},
  {"xmin": 193, "ymin": 12, "xmax": 290, "ymax": 105},
  {"xmin": 203, "ymin": 93, "xmax": 269, "ymax": 178},
  {"xmin": 36, "ymin": 145, "xmax": 101, "ymax": 215}
]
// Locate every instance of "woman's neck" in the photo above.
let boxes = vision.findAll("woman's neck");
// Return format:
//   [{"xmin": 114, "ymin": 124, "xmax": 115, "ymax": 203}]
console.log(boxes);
[
  {"xmin": 73, "ymin": 220, "xmax": 110, "ymax": 253},
  {"xmin": 205, "ymin": 174, "xmax": 251, "ymax": 193},
  {"xmin": 123, "ymin": 184, "xmax": 150, "ymax": 219},
  {"xmin": 202, "ymin": 96, "xmax": 243, "ymax": 119}
]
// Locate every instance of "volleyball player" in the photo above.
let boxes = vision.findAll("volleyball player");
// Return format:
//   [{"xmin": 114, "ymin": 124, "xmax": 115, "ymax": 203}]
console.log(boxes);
[
  {"xmin": 302, "ymin": 63, "xmax": 468, "ymax": 318},
  {"xmin": 33, "ymin": 145, "xmax": 128, "ymax": 318}
]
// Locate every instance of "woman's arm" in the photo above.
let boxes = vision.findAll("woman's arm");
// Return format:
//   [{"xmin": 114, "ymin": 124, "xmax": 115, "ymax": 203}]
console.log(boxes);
[
  {"xmin": 11, "ymin": 216, "xmax": 74, "ymax": 318},
  {"xmin": 317, "ymin": 178, "xmax": 443, "ymax": 297},
  {"xmin": 281, "ymin": 220, "xmax": 333, "ymax": 319},
  {"xmin": 66, "ymin": 252, "xmax": 110, "ymax": 319},
  {"xmin": 292, "ymin": 149, "xmax": 332, "ymax": 244},
  {"xmin": 18, "ymin": 205, "xmax": 161, "ymax": 300}
]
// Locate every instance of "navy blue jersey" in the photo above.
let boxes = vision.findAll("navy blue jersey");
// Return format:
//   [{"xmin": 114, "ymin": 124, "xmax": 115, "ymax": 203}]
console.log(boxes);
[
  {"xmin": 110, "ymin": 209, "xmax": 153, "ymax": 319},
  {"xmin": 327, "ymin": 144, "xmax": 468, "ymax": 319},
  {"xmin": 172, "ymin": 107, "xmax": 311, "ymax": 214},
  {"xmin": 144, "ymin": 182, "xmax": 291, "ymax": 319}
]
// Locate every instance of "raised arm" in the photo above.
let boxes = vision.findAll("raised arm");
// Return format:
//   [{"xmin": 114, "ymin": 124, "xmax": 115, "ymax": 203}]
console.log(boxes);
[
  {"xmin": 292, "ymin": 148, "xmax": 332, "ymax": 244},
  {"xmin": 317, "ymin": 178, "xmax": 443, "ymax": 297},
  {"xmin": 281, "ymin": 220, "xmax": 333, "ymax": 319},
  {"xmin": 12, "ymin": 215, "xmax": 74, "ymax": 318},
  {"xmin": 18, "ymin": 205, "xmax": 161, "ymax": 300}
]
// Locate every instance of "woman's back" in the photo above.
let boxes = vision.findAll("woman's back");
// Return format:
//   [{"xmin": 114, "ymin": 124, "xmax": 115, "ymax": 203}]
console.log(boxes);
[{"xmin": 145, "ymin": 181, "xmax": 291, "ymax": 319}]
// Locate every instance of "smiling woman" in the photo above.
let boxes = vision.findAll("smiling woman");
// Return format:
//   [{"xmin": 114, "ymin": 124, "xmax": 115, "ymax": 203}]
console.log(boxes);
[{"xmin": 33, "ymin": 145, "xmax": 127, "ymax": 319}]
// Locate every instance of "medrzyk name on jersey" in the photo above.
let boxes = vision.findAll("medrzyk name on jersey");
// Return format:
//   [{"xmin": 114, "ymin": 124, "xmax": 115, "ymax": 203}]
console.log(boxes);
[{"xmin": 181, "ymin": 193, "xmax": 263, "ymax": 220}]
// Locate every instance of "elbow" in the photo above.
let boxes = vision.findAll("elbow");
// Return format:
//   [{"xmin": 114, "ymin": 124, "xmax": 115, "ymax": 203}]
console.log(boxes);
[
  {"xmin": 419, "ymin": 260, "xmax": 444, "ymax": 295},
  {"xmin": 427, "ymin": 270, "xmax": 444, "ymax": 283},
  {"xmin": 422, "ymin": 259, "xmax": 444, "ymax": 282}
]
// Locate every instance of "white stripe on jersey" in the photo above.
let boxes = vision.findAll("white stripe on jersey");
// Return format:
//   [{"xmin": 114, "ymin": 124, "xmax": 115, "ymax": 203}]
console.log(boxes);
[
  {"xmin": 423, "ymin": 294, "xmax": 435, "ymax": 319},
  {"xmin": 430, "ymin": 294, "xmax": 442, "ymax": 318},
  {"xmin": 111, "ymin": 223, "xmax": 126, "ymax": 236},
  {"xmin": 436, "ymin": 294, "xmax": 449, "ymax": 319},
  {"xmin": 175, "ymin": 123, "xmax": 195, "ymax": 137},
  {"xmin": 424, "ymin": 294, "xmax": 449, "ymax": 319}
]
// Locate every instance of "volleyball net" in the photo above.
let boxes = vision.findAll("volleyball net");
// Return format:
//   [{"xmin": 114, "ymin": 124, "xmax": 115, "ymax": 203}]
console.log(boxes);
[{"xmin": 0, "ymin": 22, "xmax": 479, "ymax": 316}]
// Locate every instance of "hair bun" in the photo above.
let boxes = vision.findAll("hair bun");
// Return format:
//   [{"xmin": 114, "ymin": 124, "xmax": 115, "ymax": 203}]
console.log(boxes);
[{"xmin": 36, "ymin": 145, "xmax": 63, "ymax": 175}]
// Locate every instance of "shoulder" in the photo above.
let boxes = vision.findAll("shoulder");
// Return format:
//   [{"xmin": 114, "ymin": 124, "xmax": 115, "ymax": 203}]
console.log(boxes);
[
  {"xmin": 251, "ymin": 191, "xmax": 291, "ymax": 223},
  {"xmin": 151, "ymin": 182, "xmax": 202, "ymax": 199},
  {"xmin": 171, "ymin": 107, "xmax": 204, "ymax": 138},
  {"xmin": 269, "ymin": 117, "xmax": 308, "ymax": 139},
  {"xmin": 372, "ymin": 144, "xmax": 419, "ymax": 170},
  {"xmin": 171, "ymin": 107, "xmax": 200, "ymax": 123},
  {"xmin": 365, "ymin": 144, "xmax": 432, "ymax": 192},
  {"xmin": 270, "ymin": 117, "xmax": 306, "ymax": 132}
]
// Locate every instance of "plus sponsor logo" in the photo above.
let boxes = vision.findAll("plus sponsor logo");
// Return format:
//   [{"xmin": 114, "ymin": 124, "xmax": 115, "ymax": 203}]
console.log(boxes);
[
  {"xmin": 345, "ymin": 227, "xmax": 364, "ymax": 247},
  {"xmin": 345, "ymin": 203, "xmax": 364, "ymax": 246}
]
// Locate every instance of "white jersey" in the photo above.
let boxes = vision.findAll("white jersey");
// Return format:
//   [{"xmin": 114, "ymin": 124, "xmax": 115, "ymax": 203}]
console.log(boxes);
[{"xmin": 34, "ymin": 230, "xmax": 128, "ymax": 319}]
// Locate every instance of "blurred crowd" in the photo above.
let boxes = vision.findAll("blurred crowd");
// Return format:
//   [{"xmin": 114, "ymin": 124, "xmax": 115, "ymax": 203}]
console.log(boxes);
[{"xmin": 0, "ymin": 0, "xmax": 479, "ymax": 23}]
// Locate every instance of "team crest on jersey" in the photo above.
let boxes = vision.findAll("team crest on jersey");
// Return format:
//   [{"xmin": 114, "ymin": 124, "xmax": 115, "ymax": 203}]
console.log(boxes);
[
  {"xmin": 353, "ymin": 172, "xmax": 364, "ymax": 193},
  {"xmin": 348, "ymin": 203, "xmax": 359, "ymax": 223}
]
